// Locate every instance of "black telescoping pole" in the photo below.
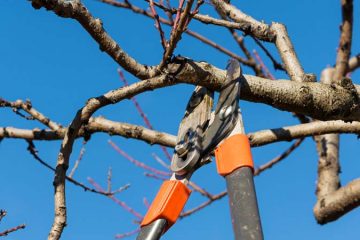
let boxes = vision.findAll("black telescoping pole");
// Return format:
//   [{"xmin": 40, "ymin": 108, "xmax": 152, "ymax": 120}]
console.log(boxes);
[{"xmin": 225, "ymin": 167, "xmax": 263, "ymax": 240}]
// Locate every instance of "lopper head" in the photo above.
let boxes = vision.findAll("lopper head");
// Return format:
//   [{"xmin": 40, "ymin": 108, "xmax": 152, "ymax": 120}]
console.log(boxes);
[{"xmin": 171, "ymin": 59, "xmax": 242, "ymax": 175}]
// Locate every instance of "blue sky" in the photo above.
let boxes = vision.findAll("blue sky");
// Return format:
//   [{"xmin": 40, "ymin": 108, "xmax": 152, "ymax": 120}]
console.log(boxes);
[{"xmin": 1, "ymin": 0, "xmax": 360, "ymax": 239}]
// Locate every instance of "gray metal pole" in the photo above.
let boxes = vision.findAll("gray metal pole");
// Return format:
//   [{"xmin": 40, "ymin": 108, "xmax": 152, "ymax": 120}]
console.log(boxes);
[
  {"xmin": 225, "ymin": 167, "xmax": 263, "ymax": 240},
  {"xmin": 136, "ymin": 219, "xmax": 167, "ymax": 240}
]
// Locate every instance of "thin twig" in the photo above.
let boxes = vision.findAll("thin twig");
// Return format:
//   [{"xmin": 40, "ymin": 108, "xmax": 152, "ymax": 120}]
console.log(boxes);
[
  {"xmin": 26, "ymin": 140, "xmax": 118, "ymax": 196},
  {"xmin": 151, "ymin": 153, "xmax": 170, "ymax": 169},
  {"xmin": 158, "ymin": 0, "xmax": 195, "ymax": 70},
  {"xmin": 107, "ymin": 167, "xmax": 112, "ymax": 193},
  {"xmin": 68, "ymin": 141, "xmax": 87, "ymax": 178},
  {"xmin": 144, "ymin": 172, "xmax": 168, "ymax": 181},
  {"xmin": 117, "ymin": 69, "xmax": 172, "ymax": 161},
  {"xmin": 180, "ymin": 191, "xmax": 227, "ymax": 218},
  {"xmin": 108, "ymin": 140, "xmax": 171, "ymax": 176},
  {"xmin": 0, "ymin": 224, "xmax": 26, "ymax": 237},
  {"xmin": 149, "ymin": 0, "xmax": 167, "ymax": 50},
  {"xmin": 143, "ymin": 197, "xmax": 150, "ymax": 209},
  {"xmin": 252, "ymin": 36, "xmax": 285, "ymax": 71},
  {"xmin": 88, "ymin": 178, "xmax": 143, "ymax": 220},
  {"xmin": 253, "ymin": 49, "xmax": 275, "ymax": 80},
  {"xmin": 0, "ymin": 210, "xmax": 6, "ymax": 223},
  {"xmin": 188, "ymin": 181, "xmax": 213, "ymax": 199}
]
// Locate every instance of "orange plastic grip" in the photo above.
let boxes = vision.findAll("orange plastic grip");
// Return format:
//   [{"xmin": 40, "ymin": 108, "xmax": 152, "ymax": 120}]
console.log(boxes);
[
  {"xmin": 141, "ymin": 180, "xmax": 191, "ymax": 230},
  {"xmin": 215, "ymin": 134, "xmax": 254, "ymax": 176}
]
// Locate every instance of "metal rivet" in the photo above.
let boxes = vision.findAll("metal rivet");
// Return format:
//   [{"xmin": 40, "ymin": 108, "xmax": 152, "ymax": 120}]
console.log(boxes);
[{"xmin": 219, "ymin": 105, "xmax": 233, "ymax": 120}]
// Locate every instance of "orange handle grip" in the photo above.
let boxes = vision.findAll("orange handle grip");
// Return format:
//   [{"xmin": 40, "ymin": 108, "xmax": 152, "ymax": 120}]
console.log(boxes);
[
  {"xmin": 215, "ymin": 134, "xmax": 254, "ymax": 176},
  {"xmin": 141, "ymin": 180, "xmax": 191, "ymax": 231}
]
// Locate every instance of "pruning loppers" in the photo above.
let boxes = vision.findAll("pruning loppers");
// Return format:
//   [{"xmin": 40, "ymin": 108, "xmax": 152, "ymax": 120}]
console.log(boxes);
[{"xmin": 136, "ymin": 59, "xmax": 263, "ymax": 240}]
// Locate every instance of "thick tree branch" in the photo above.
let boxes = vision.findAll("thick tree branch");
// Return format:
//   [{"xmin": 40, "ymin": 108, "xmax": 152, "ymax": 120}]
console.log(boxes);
[
  {"xmin": 271, "ymin": 23, "xmax": 305, "ymax": 82},
  {"xmin": 3, "ymin": 119, "xmax": 360, "ymax": 150},
  {"xmin": 314, "ymin": 0, "xmax": 355, "ymax": 224},
  {"xmin": 248, "ymin": 120, "xmax": 360, "ymax": 147},
  {"xmin": 314, "ymin": 68, "xmax": 340, "ymax": 200},
  {"xmin": 314, "ymin": 178, "xmax": 360, "ymax": 224}
]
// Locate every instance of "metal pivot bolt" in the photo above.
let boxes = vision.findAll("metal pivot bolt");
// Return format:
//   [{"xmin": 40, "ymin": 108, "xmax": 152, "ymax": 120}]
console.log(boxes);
[
  {"xmin": 175, "ymin": 142, "xmax": 190, "ymax": 158},
  {"xmin": 219, "ymin": 105, "xmax": 233, "ymax": 120},
  {"xmin": 174, "ymin": 129, "xmax": 194, "ymax": 159}
]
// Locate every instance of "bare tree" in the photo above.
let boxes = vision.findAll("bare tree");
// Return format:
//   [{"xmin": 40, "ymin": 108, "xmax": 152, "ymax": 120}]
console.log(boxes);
[{"xmin": 1, "ymin": 0, "xmax": 360, "ymax": 239}]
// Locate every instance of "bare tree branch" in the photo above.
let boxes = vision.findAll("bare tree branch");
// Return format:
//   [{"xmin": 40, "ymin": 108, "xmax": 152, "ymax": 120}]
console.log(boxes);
[
  {"xmin": 0, "ymin": 99, "xmax": 61, "ymax": 130},
  {"xmin": 210, "ymin": 0, "xmax": 275, "ymax": 41},
  {"xmin": 26, "ymin": 140, "xmax": 123, "ymax": 197},
  {"xmin": 271, "ymin": 22, "xmax": 305, "ymax": 82},
  {"xmin": 314, "ymin": 178, "xmax": 360, "ymax": 224},
  {"xmin": 314, "ymin": 0, "xmax": 355, "ymax": 224},
  {"xmin": 0, "ymin": 224, "xmax": 26, "ymax": 237},
  {"xmin": 4, "ymin": 118, "xmax": 360, "ymax": 150}
]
